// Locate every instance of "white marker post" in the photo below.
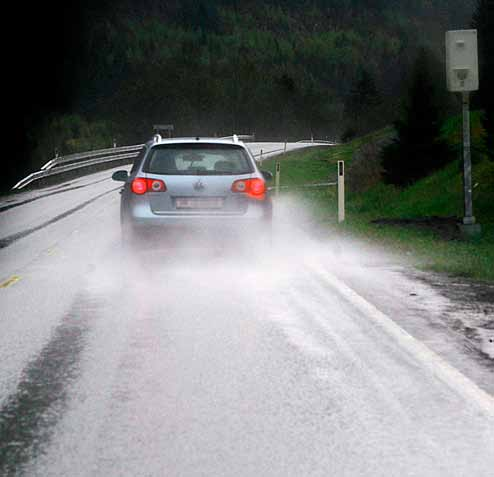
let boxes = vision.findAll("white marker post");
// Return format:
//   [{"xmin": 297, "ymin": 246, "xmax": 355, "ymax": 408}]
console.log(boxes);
[
  {"xmin": 275, "ymin": 161, "xmax": 281, "ymax": 196},
  {"xmin": 338, "ymin": 160, "xmax": 345, "ymax": 223},
  {"xmin": 274, "ymin": 141, "xmax": 286, "ymax": 197},
  {"xmin": 446, "ymin": 29, "xmax": 481, "ymax": 237}
]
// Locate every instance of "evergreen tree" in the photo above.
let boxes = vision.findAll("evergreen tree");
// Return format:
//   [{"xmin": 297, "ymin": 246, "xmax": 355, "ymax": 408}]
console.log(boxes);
[
  {"xmin": 345, "ymin": 67, "xmax": 381, "ymax": 134},
  {"xmin": 472, "ymin": 0, "xmax": 494, "ymax": 159},
  {"xmin": 382, "ymin": 48, "xmax": 452, "ymax": 186}
]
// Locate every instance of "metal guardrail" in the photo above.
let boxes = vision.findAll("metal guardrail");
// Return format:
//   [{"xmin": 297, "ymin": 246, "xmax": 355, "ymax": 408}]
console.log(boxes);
[
  {"xmin": 268, "ymin": 182, "xmax": 337, "ymax": 190},
  {"xmin": 252, "ymin": 147, "xmax": 285, "ymax": 159},
  {"xmin": 219, "ymin": 134, "xmax": 255, "ymax": 142},
  {"xmin": 252, "ymin": 139, "xmax": 336, "ymax": 161},
  {"xmin": 12, "ymin": 144, "xmax": 144, "ymax": 190},
  {"xmin": 12, "ymin": 135, "xmax": 260, "ymax": 190},
  {"xmin": 12, "ymin": 134, "xmax": 333, "ymax": 190},
  {"xmin": 40, "ymin": 144, "xmax": 144, "ymax": 171},
  {"xmin": 296, "ymin": 139, "xmax": 338, "ymax": 145}
]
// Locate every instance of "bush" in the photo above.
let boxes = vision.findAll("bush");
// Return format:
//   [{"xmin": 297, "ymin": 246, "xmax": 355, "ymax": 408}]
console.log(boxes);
[{"xmin": 347, "ymin": 141, "xmax": 383, "ymax": 193}]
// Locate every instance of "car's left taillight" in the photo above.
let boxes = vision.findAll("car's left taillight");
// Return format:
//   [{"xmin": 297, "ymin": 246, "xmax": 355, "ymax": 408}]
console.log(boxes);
[{"xmin": 131, "ymin": 177, "xmax": 166, "ymax": 194}]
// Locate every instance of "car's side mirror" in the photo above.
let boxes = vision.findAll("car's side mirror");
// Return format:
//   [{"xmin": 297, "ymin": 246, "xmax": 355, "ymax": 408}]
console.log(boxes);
[
  {"xmin": 261, "ymin": 170, "xmax": 273, "ymax": 181},
  {"xmin": 112, "ymin": 170, "xmax": 128, "ymax": 182}
]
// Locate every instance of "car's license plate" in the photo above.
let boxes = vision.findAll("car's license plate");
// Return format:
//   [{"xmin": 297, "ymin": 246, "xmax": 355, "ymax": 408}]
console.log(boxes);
[{"xmin": 175, "ymin": 197, "xmax": 224, "ymax": 209}]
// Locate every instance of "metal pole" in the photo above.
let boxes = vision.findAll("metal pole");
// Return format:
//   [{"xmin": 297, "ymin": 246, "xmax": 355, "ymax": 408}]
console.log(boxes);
[
  {"xmin": 462, "ymin": 92, "xmax": 475, "ymax": 225},
  {"xmin": 338, "ymin": 161, "xmax": 345, "ymax": 223}
]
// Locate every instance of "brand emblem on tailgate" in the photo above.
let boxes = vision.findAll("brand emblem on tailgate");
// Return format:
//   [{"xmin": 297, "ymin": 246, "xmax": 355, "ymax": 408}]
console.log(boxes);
[{"xmin": 193, "ymin": 179, "xmax": 205, "ymax": 191}]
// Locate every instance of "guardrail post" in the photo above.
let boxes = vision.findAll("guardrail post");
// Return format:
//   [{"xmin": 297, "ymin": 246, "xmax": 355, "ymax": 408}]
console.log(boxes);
[{"xmin": 338, "ymin": 160, "xmax": 345, "ymax": 223}]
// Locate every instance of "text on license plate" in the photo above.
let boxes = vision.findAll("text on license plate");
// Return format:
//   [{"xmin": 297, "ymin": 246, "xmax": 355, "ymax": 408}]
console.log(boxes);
[{"xmin": 175, "ymin": 197, "xmax": 224, "ymax": 209}]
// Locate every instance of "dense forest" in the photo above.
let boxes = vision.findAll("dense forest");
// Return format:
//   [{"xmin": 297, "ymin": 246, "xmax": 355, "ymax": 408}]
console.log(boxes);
[{"xmin": 6, "ymin": 0, "xmax": 480, "ymax": 190}]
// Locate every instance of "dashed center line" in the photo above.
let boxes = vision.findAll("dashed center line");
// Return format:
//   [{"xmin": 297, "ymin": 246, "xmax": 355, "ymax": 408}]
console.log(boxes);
[{"xmin": 0, "ymin": 276, "xmax": 22, "ymax": 289}]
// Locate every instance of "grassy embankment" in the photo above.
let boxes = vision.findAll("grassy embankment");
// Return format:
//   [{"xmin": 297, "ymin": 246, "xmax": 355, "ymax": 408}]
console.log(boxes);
[{"xmin": 261, "ymin": 129, "xmax": 494, "ymax": 281}]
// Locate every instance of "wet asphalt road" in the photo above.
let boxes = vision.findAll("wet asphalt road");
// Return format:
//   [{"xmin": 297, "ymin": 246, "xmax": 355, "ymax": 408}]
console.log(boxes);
[{"xmin": 1, "ymin": 161, "xmax": 494, "ymax": 476}]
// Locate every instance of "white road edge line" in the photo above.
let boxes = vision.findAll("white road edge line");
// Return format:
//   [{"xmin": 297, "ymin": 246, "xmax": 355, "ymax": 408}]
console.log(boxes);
[{"xmin": 313, "ymin": 264, "xmax": 494, "ymax": 418}]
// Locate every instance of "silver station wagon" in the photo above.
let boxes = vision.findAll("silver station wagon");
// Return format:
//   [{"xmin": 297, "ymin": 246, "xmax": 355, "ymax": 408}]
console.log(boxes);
[{"xmin": 112, "ymin": 135, "xmax": 273, "ymax": 248}]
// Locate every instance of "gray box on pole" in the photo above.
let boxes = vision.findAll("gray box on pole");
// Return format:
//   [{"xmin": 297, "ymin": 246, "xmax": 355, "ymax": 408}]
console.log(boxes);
[{"xmin": 445, "ymin": 30, "xmax": 479, "ymax": 92}]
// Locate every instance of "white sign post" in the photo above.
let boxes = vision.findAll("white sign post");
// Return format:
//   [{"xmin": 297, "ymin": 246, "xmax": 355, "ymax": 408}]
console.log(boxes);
[
  {"xmin": 446, "ymin": 29, "xmax": 481, "ymax": 237},
  {"xmin": 337, "ymin": 161, "xmax": 345, "ymax": 223},
  {"xmin": 275, "ymin": 161, "xmax": 281, "ymax": 196},
  {"xmin": 153, "ymin": 124, "xmax": 174, "ymax": 138}
]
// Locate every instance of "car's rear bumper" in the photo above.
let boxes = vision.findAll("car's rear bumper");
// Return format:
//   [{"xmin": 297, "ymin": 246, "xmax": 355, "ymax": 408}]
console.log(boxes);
[
  {"xmin": 130, "ymin": 214, "xmax": 270, "ymax": 228},
  {"xmin": 123, "ymin": 195, "xmax": 271, "ymax": 226},
  {"xmin": 122, "ymin": 205, "xmax": 271, "ymax": 246}
]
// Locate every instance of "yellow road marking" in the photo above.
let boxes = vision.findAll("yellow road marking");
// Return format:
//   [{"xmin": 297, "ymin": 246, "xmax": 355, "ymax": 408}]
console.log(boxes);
[{"xmin": 0, "ymin": 275, "xmax": 22, "ymax": 289}]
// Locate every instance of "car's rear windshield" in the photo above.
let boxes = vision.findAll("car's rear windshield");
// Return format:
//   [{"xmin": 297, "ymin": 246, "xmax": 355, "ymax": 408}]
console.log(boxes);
[{"xmin": 143, "ymin": 143, "xmax": 254, "ymax": 175}]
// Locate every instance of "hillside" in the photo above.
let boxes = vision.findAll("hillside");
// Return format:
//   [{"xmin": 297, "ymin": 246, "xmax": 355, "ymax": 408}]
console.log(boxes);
[
  {"xmin": 7, "ymin": 0, "xmax": 477, "ymax": 193},
  {"xmin": 262, "ymin": 130, "xmax": 494, "ymax": 281},
  {"xmin": 74, "ymin": 0, "xmax": 475, "ymax": 141}
]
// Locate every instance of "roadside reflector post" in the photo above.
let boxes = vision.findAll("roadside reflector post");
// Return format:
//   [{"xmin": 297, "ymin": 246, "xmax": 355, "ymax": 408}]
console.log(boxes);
[
  {"xmin": 275, "ymin": 161, "xmax": 281, "ymax": 196},
  {"xmin": 260, "ymin": 149, "xmax": 263, "ymax": 166},
  {"xmin": 337, "ymin": 160, "xmax": 345, "ymax": 223},
  {"xmin": 446, "ymin": 29, "xmax": 481, "ymax": 238}
]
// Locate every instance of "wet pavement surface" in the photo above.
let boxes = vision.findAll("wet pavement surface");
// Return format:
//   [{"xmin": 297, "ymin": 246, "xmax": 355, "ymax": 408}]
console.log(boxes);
[
  {"xmin": 1, "ymin": 183, "xmax": 494, "ymax": 476},
  {"xmin": 416, "ymin": 272, "xmax": 494, "ymax": 362}
]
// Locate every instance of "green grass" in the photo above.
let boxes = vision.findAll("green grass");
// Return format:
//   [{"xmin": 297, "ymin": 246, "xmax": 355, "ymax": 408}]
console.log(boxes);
[{"xmin": 263, "ymin": 131, "xmax": 494, "ymax": 282}]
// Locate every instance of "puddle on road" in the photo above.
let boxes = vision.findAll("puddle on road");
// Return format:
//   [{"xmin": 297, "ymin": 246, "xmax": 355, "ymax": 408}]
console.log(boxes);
[{"xmin": 415, "ymin": 272, "xmax": 494, "ymax": 362}]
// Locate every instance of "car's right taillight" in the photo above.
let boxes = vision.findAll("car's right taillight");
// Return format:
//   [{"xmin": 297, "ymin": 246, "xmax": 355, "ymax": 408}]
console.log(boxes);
[
  {"xmin": 231, "ymin": 178, "xmax": 266, "ymax": 200},
  {"xmin": 131, "ymin": 177, "xmax": 166, "ymax": 195}
]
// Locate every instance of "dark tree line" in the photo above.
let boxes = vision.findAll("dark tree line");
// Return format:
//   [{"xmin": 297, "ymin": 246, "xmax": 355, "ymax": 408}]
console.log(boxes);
[
  {"xmin": 472, "ymin": 0, "xmax": 494, "ymax": 159},
  {"xmin": 3, "ymin": 0, "xmax": 478, "ymax": 192},
  {"xmin": 43, "ymin": 0, "xmax": 477, "ymax": 145},
  {"xmin": 381, "ymin": 48, "xmax": 452, "ymax": 186},
  {"xmin": 381, "ymin": 0, "xmax": 493, "ymax": 186}
]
